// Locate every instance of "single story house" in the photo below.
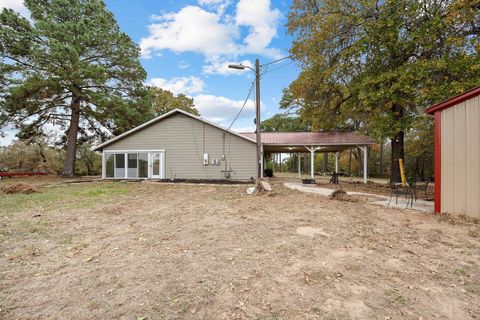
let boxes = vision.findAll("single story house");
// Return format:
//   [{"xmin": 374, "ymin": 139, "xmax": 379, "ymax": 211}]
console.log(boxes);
[
  {"xmin": 426, "ymin": 86, "xmax": 480, "ymax": 219},
  {"xmin": 93, "ymin": 109, "xmax": 375, "ymax": 182},
  {"xmin": 93, "ymin": 109, "xmax": 257, "ymax": 181}
]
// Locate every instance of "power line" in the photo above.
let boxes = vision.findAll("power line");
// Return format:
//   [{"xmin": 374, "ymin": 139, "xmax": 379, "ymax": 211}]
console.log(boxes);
[
  {"xmin": 227, "ymin": 81, "xmax": 255, "ymax": 131},
  {"xmin": 262, "ymin": 60, "xmax": 295, "ymax": 75},
  {"xmin": 263, "ymin": 55, "xmax": 292, "ymax": 66}
]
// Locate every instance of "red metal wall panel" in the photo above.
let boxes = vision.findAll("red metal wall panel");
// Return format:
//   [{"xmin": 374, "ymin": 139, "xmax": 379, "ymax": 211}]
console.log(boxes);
[{"xmin": 434, "ymin": 111, "xmax": 441, "ymax": 213}]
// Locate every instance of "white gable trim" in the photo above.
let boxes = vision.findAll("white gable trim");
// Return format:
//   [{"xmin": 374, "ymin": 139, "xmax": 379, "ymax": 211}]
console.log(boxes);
[{"xmin": 92, "ymin": 109, "xmax": 256, "ymax": 151}]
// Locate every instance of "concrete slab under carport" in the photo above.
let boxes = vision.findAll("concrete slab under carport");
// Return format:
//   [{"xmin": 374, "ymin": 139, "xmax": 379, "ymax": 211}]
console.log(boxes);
[
  {"xmin": 284, "ymin": 182, "xmax": 434, "ymax": 213},
  {"xmin": 264, "ymin": 143, "xmax": 370, "ymax": 183}
]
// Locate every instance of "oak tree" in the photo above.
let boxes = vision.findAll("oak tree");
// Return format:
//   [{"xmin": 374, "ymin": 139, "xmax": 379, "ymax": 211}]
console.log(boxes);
[{"xmin": 287, "ymin": 0, "xmax": 480, "ymax": 182}]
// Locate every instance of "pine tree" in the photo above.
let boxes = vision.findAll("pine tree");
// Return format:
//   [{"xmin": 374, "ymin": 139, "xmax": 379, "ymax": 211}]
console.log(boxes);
[{"xmin": 0, "ymin": 0, "xmax": 149, "ymax": 176}]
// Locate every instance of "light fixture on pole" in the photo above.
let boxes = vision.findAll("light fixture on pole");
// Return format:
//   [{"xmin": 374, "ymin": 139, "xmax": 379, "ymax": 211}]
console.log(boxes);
[{"xmin": 228, "ymin": 59, "xmax": 262, "ymax": 188}]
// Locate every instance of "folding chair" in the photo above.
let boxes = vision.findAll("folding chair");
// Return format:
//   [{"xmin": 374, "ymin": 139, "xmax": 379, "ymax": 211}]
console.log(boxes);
[
  {"xmin": 329, "ymin": 172, "xmax": 339, "ymax": 184},
  {"xmin": 388, "ymin": 181, "xmax": 414, "ymax": 208}
]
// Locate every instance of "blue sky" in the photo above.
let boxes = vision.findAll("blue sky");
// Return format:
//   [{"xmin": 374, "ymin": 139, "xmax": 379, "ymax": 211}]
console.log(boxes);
[{"xmin": 0, "ymin": 0, "xmax": 299, "ymax": 145}]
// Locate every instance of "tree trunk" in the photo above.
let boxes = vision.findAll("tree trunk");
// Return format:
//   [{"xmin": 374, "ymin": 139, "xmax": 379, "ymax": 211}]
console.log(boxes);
[
  {"xmin": 390, "ymin": 131, "xmax": 405, "ymax": 183},
  {"xmin": 85, "ymin": 159, "xmax": 94, "ymax": 176},
  {"xmin": 390, "ymin": 104, "xmax": 405, "ymax": 183},
  {"xmin": 303, "ymin": 152, "xmax": 308, "ymax": 173},
  {"xmin": 379, "ymin": 140, "xmax": 384, "ymax": 175},
  {"xmin": 323, "ymin": 152, "xmax": 328, "ymax": 174},
  {"xmin": 348, "ymin": 149, "xmax": 352, "ymax": 176},
  {"xmin": 62, "ymin": 96, "xmax": 81, "ymax": 176},
  {"xmin": 356, "ymin": 147, "xmax": 362, "ymax": 176}
]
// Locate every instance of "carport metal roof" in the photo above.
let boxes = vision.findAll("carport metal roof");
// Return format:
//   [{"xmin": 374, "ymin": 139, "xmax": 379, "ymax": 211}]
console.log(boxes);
[
  {"xmin": 240, "ymin": 132, "xmax": 375, "ymax": 153},
  {"xmin": 241, "ymin": 131, "xmax": 376, "ymax": 183}
]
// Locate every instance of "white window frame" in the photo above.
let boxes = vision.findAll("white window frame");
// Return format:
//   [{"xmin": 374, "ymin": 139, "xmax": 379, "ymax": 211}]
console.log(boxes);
[{"xmin": 102, "ymin": 150, "xmax": 165, "ymax": 179}]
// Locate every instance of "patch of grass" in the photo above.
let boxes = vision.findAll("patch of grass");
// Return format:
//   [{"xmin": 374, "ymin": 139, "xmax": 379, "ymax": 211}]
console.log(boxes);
[
  {"xmin": 171, "ymin": 297, "xmax": 190, "ymax": 314},
  {"xmin": 16, "ymin": 220, "xmax": 51, "ymax": 238},
  {"xmin": 384, "ymin": 288, "xmax": 407, "ymax": 306},
  {"xmin": 310, "ymin": 307, "xmax": 336, "ymax": 319},
  {"xmin": 72, "ymin": 184, "xmax": 129, "ymax": 197},
  {"xmin": 86, "ymin": 299, "xmax": 101, "ymax": 310},
  {"xmin": 0, "ymin": 182, "xmax": 129, "ymax": 214},
  {"xmin": 465, "ymin": 281, "xmax": 480, "ymax": 294},
  {"xmin": 454, "ymin": 266, "xmax": 471, "ymax": 277},
  {"xmin": 151, "ymin": 304, "xmax": 166, "ymax": 319},
  {"xmin": 57, "ymin": 236, "xmax": 73, "ymax": 245}
]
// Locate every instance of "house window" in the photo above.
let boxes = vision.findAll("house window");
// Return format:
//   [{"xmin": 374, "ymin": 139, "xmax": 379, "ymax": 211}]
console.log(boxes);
[
  {"xmin": 138, "ymin": 153, "xmax": 148, "ymax": 178},
  {"xmin": 115, "ymin": 153, "xmax": 125, "ymax": 178},
  {"xmin": 105, "ymin": 154, "xmax": 114, "ymax": 178},
  {"xmin": 127, "ymin": 153, "xmax": 138, "ymax": 178}
]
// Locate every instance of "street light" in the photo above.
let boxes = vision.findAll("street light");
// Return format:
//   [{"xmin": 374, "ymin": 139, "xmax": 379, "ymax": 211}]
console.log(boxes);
[
  {"xmin": 227, "ymin": 64, "xmax": 252, "ymax": 71},
  {"xmin": 228, "ymin": 59, "xmax": 262, "ymax": 188}
]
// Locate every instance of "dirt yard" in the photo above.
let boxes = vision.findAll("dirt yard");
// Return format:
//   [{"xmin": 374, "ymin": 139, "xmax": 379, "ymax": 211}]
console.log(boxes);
[{"xmin": 1, "ymin": 177, "xmax": 479, "ymax": 319}]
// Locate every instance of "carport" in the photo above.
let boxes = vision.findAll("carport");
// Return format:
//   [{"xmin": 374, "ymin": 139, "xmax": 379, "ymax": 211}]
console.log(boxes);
[{"xmin": 241, "ymin": 132, "xmax": 376, "ymax": 183}]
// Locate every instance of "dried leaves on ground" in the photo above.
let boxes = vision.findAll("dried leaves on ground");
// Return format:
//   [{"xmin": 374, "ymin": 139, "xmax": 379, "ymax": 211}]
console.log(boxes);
[
  {"xmin": 0, "ymin": 177, "xmax": 479, "ymax": 319},
  {"xmin": 2, "ymin": 182, "xmax": 39, "ymax": 194}
]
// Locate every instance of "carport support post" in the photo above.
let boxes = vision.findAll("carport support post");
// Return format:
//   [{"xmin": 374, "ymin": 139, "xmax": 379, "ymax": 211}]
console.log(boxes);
[
  {"xmin": 359, "ymin": 145, "xmax": 368, "ymax": 184},
  {"xmin": 298, "ymin": 153, "xmax": 301, "ymax": 178},
  {"xmin": 334, "ymin": 152, "xmax": 339, "ymax": 173},
  {"xmin": 305, "ymin": 146, "xmax": 318, "ymax": 180},
  {"xmin": 272, "ymin": 153, "xmax": 275, "ymax": 173},
  {"xmin": 310, "ymin": 147, "xmax": 314, "ymax": 180}
]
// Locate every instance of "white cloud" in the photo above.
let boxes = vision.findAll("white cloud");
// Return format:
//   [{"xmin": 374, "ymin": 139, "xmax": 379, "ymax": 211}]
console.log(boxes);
[
  {"xmin": 140, "ymin": 6, "xmax": 238, "ymax": 58},
  {"xmin": 235, "ymin": 0, "xmax": 281, "ymax": 56},
  {"xmin": 231, "ymin": 125, "xmax": 255, "ymax": 133},
  {"xmin": 0, "ymin": 0, "xmax": 29, "ymax": 17},
  {"xmin": 198, "ymin": 0, "xmax": 225, "ymax": 5},
  {"xmin": 147, "ymin": 76, "xmax": 205, "ymax": 95},
  {"xmin": 197, "ymin": 0, "xmax": 232, "ymax": 15},
  {"xmin": 202, "ymin": 58, "xmax": 253, "ymax": 75},
  {"xmin": 194, "ymin": 94, "xmax": 255, "ymax": 123},
  {"xmin": 178, "ymin": 60, "xmax": 190, "ymax": 69},
  {"xmin": 140, "ymin": 1, "xmax": 283, "ymax": 71}
]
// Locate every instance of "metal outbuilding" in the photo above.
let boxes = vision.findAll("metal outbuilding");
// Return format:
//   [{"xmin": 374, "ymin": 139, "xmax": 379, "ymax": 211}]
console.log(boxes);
[{"xmin": 426, "ymin": 87, "xmax": 480, "ymax": 219}]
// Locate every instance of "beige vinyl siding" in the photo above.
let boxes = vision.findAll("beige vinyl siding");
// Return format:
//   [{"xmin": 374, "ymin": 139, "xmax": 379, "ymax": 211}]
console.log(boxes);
[
  {"xmin": 103, "ymin": 113, "xmax": 256, "ymax": 180},
  {"xmin": 441, "ymin": 96, "xmax": 480, "ymax": 218}
]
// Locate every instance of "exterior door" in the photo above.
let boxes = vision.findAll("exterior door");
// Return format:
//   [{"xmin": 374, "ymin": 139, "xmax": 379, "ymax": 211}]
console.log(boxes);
[{"xmin": 150, "ymin": 152, "xmax": 163, "ymax": 179}]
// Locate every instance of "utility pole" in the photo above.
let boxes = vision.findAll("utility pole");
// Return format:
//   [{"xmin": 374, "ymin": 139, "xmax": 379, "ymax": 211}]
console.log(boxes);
[
  {"xmin": 254, "ymin": 59, "xmax": 262, "ymax": 187},
  {"xmin": 228, "ymin": 59, "xmax": 262, "ymax": 188}
]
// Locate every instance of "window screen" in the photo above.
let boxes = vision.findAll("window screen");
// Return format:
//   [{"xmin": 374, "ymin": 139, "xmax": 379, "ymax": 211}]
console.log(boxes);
[
  {"xmin": 127, "ymin": 153, "xmax": 138, "ymax": 178},
  {"xmin": 105, "ymin": 154, "xmax": 114, "ymax": 178},
  {"xmin": 115, "ymin": 153, "xmax": 125, "ymax": 178},
  {"xmin": 138, "ymin": 153, "xmax": 148, "ymax": 178}
]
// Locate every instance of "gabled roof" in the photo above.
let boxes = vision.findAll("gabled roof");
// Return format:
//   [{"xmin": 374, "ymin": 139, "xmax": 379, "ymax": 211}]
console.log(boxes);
[
  {"xmin": 240, "ymin": 132, "xmax": 375, "ymax": 145},
  {"xmin": 426, "ymin": 86, "xmax": 480, "ymax": 114},
  {"xmin": 93, "ymin": 108, "xmax": 256, "ymax": 151}
]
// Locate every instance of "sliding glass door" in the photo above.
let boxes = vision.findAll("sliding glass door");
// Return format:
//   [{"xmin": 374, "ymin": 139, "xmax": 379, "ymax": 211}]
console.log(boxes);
[{"xmin": 103, "ymin": 151, "xmax": 164, "ymax": 179}]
